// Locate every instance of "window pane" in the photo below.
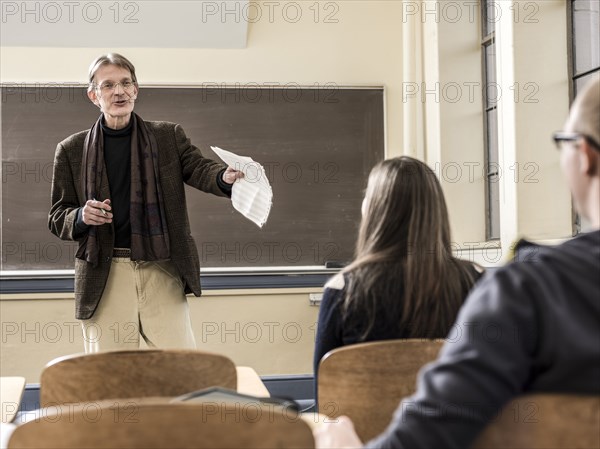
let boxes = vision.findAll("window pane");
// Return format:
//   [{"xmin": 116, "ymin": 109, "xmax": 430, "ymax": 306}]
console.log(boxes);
[
  {"xmin": 573, "ymin": 0, "xmax": 600, "ymax": 75},
  {"xmin": 488, "ymin": 181, "xmax": 500, "ymax": 240},
  {"xmin": 485, "ymin": 43, "xmax": 498, "ymax": 108},
  {"xmin": 486, "ymin": 108, "xmax": 500, "ymax": 240},
  {"xmin": 575, "ymin": 71, "xmax": 600, "ymax": 95},
  {"xmin": 482, "ymin": 0, "xmax": 497, "ymax": 37}
]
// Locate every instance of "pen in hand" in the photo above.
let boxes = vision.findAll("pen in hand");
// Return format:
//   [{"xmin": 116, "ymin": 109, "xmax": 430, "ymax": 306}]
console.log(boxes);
[{"xmin": 93, "ymin": 198, "xmax": 108, "ymax": 216}]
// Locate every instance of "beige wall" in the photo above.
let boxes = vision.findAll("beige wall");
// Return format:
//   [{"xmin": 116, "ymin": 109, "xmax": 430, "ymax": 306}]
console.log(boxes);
[
  {"xmin": 433, "ymin": 4, "xmax": 488, "ymax": 246},
  {"xmin": 511, "ymin": 0, "xmax": 572, "ymax": 240},
  {"xmin": 0, "ymin": 289, "xmax": 321, "ymax": 383}
]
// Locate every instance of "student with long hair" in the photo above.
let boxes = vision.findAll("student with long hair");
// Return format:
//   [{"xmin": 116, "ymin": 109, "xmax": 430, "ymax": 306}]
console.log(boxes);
[{"xmin": 313, "ymin": 156, "xmax": 481, "ymax": 391}]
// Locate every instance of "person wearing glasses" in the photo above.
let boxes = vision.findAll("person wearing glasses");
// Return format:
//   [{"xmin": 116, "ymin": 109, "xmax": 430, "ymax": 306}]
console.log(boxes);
[
  {"xmin": 314, "ymin": 77, "xmax": 600, "ymax": 449},
  {"xmin": 48, "ymin": 53, "xmax": 243, "ymax": 352}
]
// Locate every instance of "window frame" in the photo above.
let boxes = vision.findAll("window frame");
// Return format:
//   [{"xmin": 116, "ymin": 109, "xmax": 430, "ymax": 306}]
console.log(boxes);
[
  {"xmin": 566, "ymin": 0, "xmax": 600, "ymax": 234},
  {"xmin": 481, "ymin": 0, "xmax": 500, "ymax": 241}
]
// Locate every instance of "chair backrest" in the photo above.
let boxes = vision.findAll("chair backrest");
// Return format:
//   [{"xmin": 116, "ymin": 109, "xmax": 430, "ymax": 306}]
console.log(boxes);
[
  {"xmin": 318, "ymin": 339, "xmax": 443, "ymax": 442},
  {"xmin": 40, "ymin": 349, "xmax": 237, "ymax": 407},
  {"xmin": 8, "ymin": 400, "xmax": 315, "ymax": 449},
  {"xmin": 471, "ymin": 394, "xmax": 600, "ymax": 449}
]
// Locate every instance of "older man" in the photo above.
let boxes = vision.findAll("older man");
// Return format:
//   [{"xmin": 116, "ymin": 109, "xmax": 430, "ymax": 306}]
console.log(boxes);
[
  {"xmin": 49, "ymin": 53, "xmax": 243, "ymax": 352},
  {"xmin": 314, "ymin": 77, "xmax": 600, "ymax": 448}
]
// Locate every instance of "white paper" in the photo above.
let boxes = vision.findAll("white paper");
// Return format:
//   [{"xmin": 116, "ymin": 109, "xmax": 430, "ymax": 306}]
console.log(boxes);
[{"xmin": 211, "ymin": 146, "xmax": 273, "ymax": 228}]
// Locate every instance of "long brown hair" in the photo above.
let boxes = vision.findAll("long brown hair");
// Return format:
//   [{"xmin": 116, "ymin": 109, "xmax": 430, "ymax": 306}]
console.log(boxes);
[{"xmin": 341, "ymin": 156, "xmax": 477, "ymax": 339}]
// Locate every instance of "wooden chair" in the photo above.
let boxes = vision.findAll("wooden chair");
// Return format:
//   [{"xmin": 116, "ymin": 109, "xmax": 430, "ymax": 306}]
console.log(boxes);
[
  {"xmin": 40, "ymin": 349, "xmax": 237, "ymax": 407},
  {"xmin": 471, "ymin": 394, "xmax": 600, "ymax": 449},
  {"xmin": 317, "ymin": 339, "xmax": 443, "ymax": 442},
  {"xmin": 8, "ymin": 400, "xmax": 315, "ymax": 449}
]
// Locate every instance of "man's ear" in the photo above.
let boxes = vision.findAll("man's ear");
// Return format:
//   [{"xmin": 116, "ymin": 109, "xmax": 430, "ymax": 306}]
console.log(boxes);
[
  {"xmin": 87, "ymin": 88, "xmax": 100, "ymax": 108},
  {"xmin": 580, "ymin": 140, "xmax": 599, "ymax": 176}
]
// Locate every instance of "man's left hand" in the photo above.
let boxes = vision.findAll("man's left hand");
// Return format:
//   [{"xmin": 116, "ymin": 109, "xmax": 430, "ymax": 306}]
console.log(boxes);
[{"xmin": 222, "ymin": 166, "xmax": 244, "ymax": 185}]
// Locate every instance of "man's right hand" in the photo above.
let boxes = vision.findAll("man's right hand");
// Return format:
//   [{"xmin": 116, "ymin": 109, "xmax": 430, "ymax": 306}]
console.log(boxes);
[
  {"xmin": 313, "ymin": 416, "xmax": 363, "ymax": 449},
  {"xmin": 82, "ymin": 199, "xmax": 113, "ymax": 225}
]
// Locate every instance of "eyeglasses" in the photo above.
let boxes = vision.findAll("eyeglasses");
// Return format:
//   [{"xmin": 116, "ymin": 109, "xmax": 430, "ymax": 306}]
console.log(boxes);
[
  {"xmin": 552, "ymin": 132, "xmax": 600, "ymax": 151},
  {"xmin": 95, "ymin": 80, "xmax": 136, "ymax": 93}
]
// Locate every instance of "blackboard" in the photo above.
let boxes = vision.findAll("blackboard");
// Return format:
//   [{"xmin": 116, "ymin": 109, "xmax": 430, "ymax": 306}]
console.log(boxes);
[{"xmin": 1, "ymin": 85, "xmax": 384, "ymax": 271}]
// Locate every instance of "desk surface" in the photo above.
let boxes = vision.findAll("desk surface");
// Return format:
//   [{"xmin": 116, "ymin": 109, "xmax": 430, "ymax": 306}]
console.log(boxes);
[
  {"xmin": 236, "ymin": 367, "xmax": 270, "ymax": 397},
  {"xmin": 0, "ymin": 377, "xmax": 26, "ymax": 423}
]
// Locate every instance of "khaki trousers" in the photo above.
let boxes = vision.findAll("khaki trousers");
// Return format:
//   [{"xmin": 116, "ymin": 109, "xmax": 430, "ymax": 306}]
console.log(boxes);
[{"xmin": 81, "ymin": 257, "xmax": 197, "ymax": 353}]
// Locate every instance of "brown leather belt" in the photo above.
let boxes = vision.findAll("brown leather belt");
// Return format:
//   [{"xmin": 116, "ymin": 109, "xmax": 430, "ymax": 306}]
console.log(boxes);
[{"xmin": 113, "ymin": 248, "xmax": 131, "ymax": 258}]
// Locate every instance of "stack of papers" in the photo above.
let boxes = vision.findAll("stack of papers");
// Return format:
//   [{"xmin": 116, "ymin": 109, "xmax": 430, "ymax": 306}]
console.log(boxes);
[{"xmin": 211, "ymin": 146, "xmax": 273, "ymax": 228}]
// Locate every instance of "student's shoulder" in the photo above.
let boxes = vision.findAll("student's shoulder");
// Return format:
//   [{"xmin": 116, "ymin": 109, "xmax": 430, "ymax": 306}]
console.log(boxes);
[
  {"xmin": 479, "ymin": 232, "xmax": 600, "ymax": 293},
  {"xmin": 324, "ymin": 272, "xmax": 346, "ymax": 291},
  {"xmin": 319, "ymin": 273, "xmax": 347, "ymax": 317},
  {"xmin": 510, "ymin": 231, "xmax": 600, "ymax": 268}
]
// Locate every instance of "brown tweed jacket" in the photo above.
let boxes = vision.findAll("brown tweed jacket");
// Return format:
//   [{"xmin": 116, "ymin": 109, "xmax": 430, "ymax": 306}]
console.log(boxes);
[{"xmin": 48, "ymin": 121, "xmax": 228, "ymax": 320}]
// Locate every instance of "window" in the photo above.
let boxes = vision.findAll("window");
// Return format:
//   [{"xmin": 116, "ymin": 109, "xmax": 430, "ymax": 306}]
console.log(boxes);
[
  {"xmin": 567, "ymin": 0, "xmax": 599, "ymax": 233},
  {"xmin": 568, "ymin": 0, "xmax": 600, "ymax": 97},
  {"xmin": 481, "ymin": 0, "xmax": 500, "ymax": 240}
]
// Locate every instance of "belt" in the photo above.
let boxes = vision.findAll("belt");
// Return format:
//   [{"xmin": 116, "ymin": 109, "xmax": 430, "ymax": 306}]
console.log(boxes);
[{"xmin": 113, "ymin": 248, "xmax": 131, "ymax": 258}]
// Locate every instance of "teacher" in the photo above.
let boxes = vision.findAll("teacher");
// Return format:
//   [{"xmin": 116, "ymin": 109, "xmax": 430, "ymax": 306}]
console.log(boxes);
[{"xmin": 48, "ymin": 53, "xmax": 243, "ymax": 352}]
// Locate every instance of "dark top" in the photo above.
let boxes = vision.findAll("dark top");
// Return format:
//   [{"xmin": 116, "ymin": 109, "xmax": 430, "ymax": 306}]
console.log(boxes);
[
  {"xmin": 313, "ymin": 264, "xmax": 481, "ymax": 400},
  {"xmin": 74, "ymin": 119, "xmax": 232, "ymax": 248},
  {"xmin": 365, "ymin": 230, "xmax": 600, "ymax": 449},
  {"xmin": 102, "ymin": 118, "xmax": 133, "ymax": 248}
]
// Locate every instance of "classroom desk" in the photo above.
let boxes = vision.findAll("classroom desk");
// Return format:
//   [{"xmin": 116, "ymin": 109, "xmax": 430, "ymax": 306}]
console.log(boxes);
[
  {"xmin": 0, "ymin": 377, "xmax": 25, "ymax": 423},
  {"xmin": 236, "ymin": 366, "xmax": 270, "ymax": 397}
]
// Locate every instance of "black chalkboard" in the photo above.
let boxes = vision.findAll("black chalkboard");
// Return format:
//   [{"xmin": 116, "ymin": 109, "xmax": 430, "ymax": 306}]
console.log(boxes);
[{"xmin": 1, "ymin": 85, "xmax": 384, "ymax": 270}]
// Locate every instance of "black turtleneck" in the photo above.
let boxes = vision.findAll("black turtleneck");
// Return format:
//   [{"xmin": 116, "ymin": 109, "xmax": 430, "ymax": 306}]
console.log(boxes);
[{"xmin": 102, "ymin": 118, "xmax": 132, "ymax": 248}]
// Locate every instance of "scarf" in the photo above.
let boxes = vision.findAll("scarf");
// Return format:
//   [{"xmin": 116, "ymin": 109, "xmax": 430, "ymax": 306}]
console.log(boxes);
[{"xmin": 79, "ymin": 113, "xmax": 170, "ymax": 266}]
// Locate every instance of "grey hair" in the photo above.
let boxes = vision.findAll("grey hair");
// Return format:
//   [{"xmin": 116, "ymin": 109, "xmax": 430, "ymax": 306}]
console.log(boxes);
[{"xmin": 87, "ymin": 53, "xmax": 138, "ymax": 92}]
